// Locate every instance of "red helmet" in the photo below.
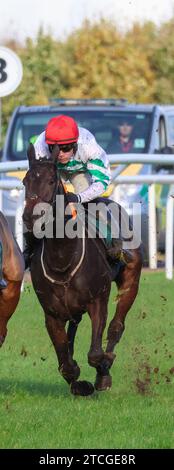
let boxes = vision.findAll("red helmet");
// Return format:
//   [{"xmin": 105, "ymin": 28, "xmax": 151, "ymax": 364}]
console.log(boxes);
[{"xmin": 45, "ymin": 115, "xmax": 79, "ymax": 145}]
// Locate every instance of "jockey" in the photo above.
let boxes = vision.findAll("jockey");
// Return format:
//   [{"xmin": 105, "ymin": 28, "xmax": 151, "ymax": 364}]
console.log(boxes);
[
  {"xmin": 24, "ymin": 115, "xmax": 122, "ymax": 268},
  {"xmin": 35, "ymin": 115, "xmax": 111, "ymax": 202},
  {"xmin": 0, "ymin": 241, "xmax": 7, "ymax": 289}
]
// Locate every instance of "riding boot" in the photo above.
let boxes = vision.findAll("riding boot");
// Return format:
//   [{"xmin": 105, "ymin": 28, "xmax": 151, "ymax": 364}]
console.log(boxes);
[
  {"xmin": 106, "ymin": 238, "xmax": 123, "ymax": 260},
  {"xmin": 23, "ymin": 231, "xmax": 39, "ymax": 270},
  {"xmin": 0, "ymin": 241, "xmax": 7, "ymax": 289},
  {"xmin": 107, "ymin": 242, "xmax": 133, "ymax": 264},
  {"xmin": 105, "ymin": 208, "xmax": 133, "ymax": 264}
]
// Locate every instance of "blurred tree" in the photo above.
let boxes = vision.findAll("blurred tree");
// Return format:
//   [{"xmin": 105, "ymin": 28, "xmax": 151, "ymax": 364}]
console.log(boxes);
[
  {"xmin": 2, "ymin": 29, "xmax": 65, "ymax": 138},
  {"xmin": 126, "ymin": 21, "xmax": 157, "ymax": 61},
  {"xmin": 150, "ymin": 19, "xmax": 174, "ymax": 102},
  {"xmin": 60, "ymin": 19, "xmax": 155, "ymax": 102},
  {"xmin": 2, "ymin": 17, "xmax": 174, "ymax": 141}
]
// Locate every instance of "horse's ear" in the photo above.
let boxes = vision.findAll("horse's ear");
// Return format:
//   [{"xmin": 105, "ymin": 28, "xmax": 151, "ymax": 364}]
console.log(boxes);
[
  {"xmin": 27, "ymin": 143, "xmax": 36, "ymax": 167},
  {"xmin": 50, "ymin": 144, "xmax": 60, "ymax": 162}
]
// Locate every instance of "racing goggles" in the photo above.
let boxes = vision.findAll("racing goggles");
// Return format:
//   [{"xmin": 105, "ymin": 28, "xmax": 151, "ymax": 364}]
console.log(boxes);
[
  {"xmin": 49, "ymin": 142, "xmax": 77, "ymax": 153},
  {"xmin": 59, "ymin": 142, "xmax": 77, "ymax": 153}
]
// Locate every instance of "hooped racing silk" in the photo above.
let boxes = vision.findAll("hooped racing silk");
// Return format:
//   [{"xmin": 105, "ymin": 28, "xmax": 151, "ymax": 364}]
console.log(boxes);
[{"xmin": 34, "ymin": 127, "xmax": 111, "ymax": 203}]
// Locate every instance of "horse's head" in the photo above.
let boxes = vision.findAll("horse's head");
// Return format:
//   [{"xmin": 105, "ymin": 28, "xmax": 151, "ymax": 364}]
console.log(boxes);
[{"xmin": 23, "ymin": 144, "xmax": 59, "ymax": 231}]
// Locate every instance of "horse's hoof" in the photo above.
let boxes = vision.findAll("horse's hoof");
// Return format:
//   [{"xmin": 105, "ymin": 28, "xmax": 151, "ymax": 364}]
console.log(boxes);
[
  {"xmin": 95, "ymin": 374, "xmax": 112, "ymax": 391},
  {"xmin": 70, "ymin": 380, "xmax": 95, "ymax": 396}
]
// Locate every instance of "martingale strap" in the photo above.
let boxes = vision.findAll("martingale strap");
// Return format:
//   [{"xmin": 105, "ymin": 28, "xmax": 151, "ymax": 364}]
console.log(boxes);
[{"xmin": 40, "ymin": 225, "xmax": 86, "ymax": 285}]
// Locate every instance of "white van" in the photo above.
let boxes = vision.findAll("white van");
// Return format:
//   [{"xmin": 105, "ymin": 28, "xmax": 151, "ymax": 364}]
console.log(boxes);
[{"xmin": 1, "ymin": 100, "xmax": 174, "ymax": 261}]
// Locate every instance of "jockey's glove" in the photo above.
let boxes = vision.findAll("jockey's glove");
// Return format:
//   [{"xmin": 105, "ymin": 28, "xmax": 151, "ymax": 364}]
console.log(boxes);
[{"xmin": 66, "ymin": 192, "xmax": 82, "ymax": 203}]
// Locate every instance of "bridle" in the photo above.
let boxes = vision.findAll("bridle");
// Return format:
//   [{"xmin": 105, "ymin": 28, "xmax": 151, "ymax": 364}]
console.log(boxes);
[{"xmin": 25, "ymin": 160, "xmax": 59, "ymax": 206}]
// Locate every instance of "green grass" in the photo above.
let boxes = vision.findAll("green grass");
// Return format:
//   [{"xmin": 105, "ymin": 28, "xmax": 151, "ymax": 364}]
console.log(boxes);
[{"xmin": 0, "ymin": 272, "xmax": 174, "ymax": 449}]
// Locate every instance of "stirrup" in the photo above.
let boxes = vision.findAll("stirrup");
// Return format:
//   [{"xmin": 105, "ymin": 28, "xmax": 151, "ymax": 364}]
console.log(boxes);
[
  {"xmin": 106, "ymin": 245, "xmax": 122, "ymax": 260},
  {"xmin": 122, "ymin": 250, "xmax": 133, "ymax": 264}
]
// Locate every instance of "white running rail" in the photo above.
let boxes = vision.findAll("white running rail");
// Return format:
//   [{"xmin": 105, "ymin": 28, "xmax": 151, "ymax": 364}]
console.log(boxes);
[{"xmin": 0, "ymin": 154, "xmax": 173, "ymax": 279}]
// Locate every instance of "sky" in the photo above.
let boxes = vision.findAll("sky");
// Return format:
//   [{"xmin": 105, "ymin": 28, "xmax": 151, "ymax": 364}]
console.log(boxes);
[{"xmin": 0, "ymin": 0, "xmax": 174, "ymax": 43}]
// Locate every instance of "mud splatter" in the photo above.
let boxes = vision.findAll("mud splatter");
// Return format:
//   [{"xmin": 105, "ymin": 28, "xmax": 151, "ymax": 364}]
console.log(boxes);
[
  {"xmin": 132, "ymin": 342, "xmax": 173, "ymax": 393},
  {"xmin": 20, "ymin": 346, "xmax": 28, "ymax": 357},
  {"xmin": 160, "ymin": 295, "xmax": 167, "ymax": 302},
  {"xmin": 5, "ymin": 400, "xmax": 11, "ymax": 411},
  {"xmin": 165, "ymin": 376, "xmax": 171, "ymax": 383},
  {"xmin": 135, "ymin": 362, "xmax": 151, "ymax": 395},
  {"xmin": 137, "ymin": 310, "xmax": 147, "ymax": 320}
]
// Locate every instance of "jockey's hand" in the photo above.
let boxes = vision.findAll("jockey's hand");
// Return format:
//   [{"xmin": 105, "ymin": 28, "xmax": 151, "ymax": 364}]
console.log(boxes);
[{"xmin": 66, "ymin": 192, "xmax": 81, "ymax": 203}]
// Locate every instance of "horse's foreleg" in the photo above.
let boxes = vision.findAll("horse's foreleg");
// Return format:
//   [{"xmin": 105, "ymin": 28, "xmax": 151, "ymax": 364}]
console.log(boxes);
[
  {"xmin": 45, "ymin": 313, "xmax": 94, "ymax": 396},
  {"xmin": 0, "ymin": 280, "xmax": 22, "ymax": 346},
  {"xmin": 45, "ymin": 313, "xmax": 80, "ymax": 384},
  {"xmin": 67, "ymin": 314, "xmax": 82, "ymax": 357},
  {"xmin": 106, "ymin": 247, "xmax": 142, "ymax": 353},
  {"xmin": 87, "ymin": 296, "xmax": 115, "ymax": 391},
  {"xmin": 87, "ymin": 297, "xmax": 108, "ymax": 366}
]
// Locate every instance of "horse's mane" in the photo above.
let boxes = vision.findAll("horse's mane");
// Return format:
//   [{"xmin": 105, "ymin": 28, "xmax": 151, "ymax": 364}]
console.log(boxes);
[{"xmin": 31, "ymin": 157, "xmax": 56, "ymax": 165}]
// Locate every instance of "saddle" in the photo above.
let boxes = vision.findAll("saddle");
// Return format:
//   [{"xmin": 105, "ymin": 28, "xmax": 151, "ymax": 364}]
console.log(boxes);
[
  {"xmin": 82, "ymin": 197, "xmax": 133, "ymax": 267},
  {"xmin": 82, "ymin": 197, "xmax": 122, "ymax": 251}
]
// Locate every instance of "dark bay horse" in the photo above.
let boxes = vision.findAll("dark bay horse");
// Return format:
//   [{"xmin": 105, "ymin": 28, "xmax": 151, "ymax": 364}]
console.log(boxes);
[
  {"xmin": 0, "ymin": 212, "xmax": 24, "ymax": 346},
  {"xmin": 23, "ymin": 144, "xmax": 142, "ymax": 396}
]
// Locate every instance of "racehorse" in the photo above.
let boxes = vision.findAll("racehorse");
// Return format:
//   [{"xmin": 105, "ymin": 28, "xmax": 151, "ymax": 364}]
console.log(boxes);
[
  {"xmin": 23, "ymin": 144, "xmax": 142, "ymax": 396},
  {"xmin": 0, "ymin": 212, "xmax": 24, "ymax": 347}
]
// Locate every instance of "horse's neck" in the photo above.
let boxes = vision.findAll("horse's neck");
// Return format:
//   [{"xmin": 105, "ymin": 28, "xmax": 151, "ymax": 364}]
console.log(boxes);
[{"xmin": 44, "ymin": 186, "xmax": 81, "ymax": 270}]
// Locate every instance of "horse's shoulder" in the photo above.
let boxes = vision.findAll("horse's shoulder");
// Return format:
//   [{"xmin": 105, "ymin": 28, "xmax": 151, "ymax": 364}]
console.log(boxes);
[
  {"xmin": 0, "ymin": 211, "xmax": 9, "ymax": 228},
  {"xmin": 0, "ymin": 212, "xmax": 11, "ymax": 241}
]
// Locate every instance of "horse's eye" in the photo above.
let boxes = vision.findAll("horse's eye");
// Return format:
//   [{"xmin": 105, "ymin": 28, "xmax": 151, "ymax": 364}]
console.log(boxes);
[{"xmin": 49, "ymin": 180, "xmax": 55, "ymax": 185}]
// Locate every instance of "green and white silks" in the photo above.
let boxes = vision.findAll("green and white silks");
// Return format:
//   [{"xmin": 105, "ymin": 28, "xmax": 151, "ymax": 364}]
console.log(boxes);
[{"xmin": 34, "ymin": 127, "xmax": 111, "ymax": 203}]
